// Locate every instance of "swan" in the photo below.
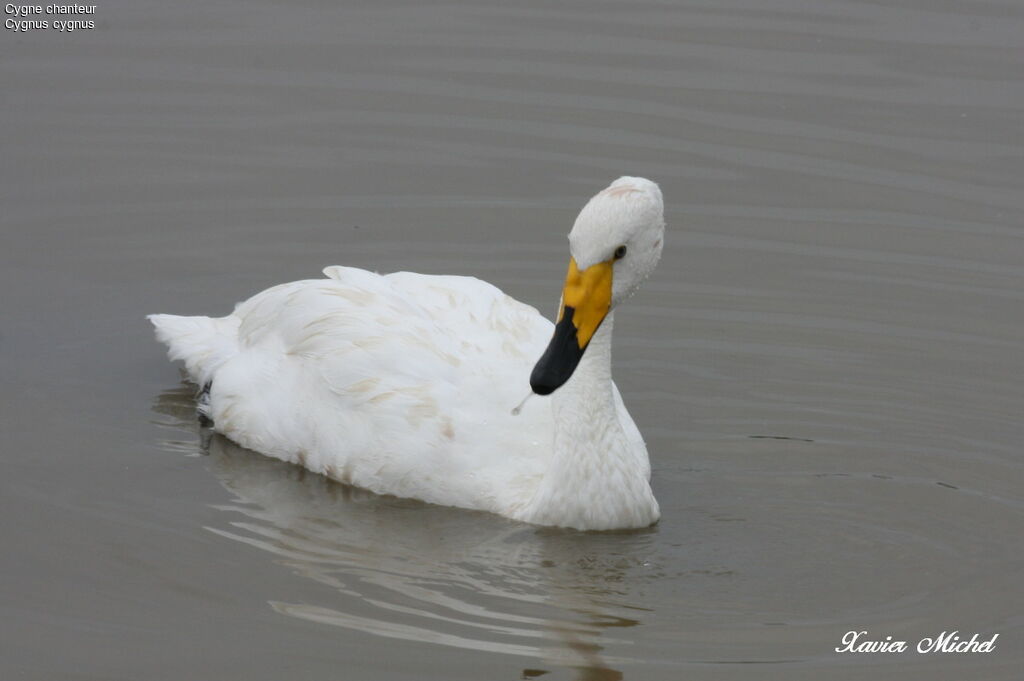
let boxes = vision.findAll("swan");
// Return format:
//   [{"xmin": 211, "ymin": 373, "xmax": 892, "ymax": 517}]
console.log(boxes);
[{"xmin": 150, "ymin": 176, "xmax": 666, "ymax": 530}]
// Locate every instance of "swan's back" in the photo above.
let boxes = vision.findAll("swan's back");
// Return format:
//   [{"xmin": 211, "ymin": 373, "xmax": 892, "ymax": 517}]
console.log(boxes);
[{"xmin": 153, "ymin": 266, "xmax": 555, "ymax": 513}]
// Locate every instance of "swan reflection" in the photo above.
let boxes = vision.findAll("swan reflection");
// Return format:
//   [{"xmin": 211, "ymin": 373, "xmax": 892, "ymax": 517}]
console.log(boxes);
[{"xmin": 153, "ymin": 383, "xmax": 662, "ymax": 679}]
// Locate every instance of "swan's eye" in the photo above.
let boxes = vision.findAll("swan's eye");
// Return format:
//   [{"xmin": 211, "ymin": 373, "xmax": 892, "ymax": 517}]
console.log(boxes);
[{"xmin": 614, "ymin": 245, "xmax": 627, "ymax": 260}]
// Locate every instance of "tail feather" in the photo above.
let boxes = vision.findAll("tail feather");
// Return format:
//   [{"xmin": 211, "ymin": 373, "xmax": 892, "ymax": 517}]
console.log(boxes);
[{"xmin": 148, "ymin": 313, "xmax": 240, "ymax": 387}]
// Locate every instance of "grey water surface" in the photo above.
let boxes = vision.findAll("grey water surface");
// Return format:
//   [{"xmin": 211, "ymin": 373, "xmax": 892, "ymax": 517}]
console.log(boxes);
[{"xmin": 2, "ymin": 0, "xmax": 1023, "ymax": 679}]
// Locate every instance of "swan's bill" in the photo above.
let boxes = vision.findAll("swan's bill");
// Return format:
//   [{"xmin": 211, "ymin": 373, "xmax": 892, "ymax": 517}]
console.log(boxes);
[{"xmin": 529, "ymin": 257, "xmax": 612, "ymax": 395}]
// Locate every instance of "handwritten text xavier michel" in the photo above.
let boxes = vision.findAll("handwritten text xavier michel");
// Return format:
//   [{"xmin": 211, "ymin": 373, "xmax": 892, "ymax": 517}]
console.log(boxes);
[{"xmin": 837, "ymin": 630, "xmax": 998, "ymax": 654}]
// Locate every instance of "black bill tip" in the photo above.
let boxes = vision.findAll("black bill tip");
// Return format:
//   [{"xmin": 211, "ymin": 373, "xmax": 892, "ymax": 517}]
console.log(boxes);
[{"xmin": 530, "ymin": 307, "xmax": 586, "ymax": 395}]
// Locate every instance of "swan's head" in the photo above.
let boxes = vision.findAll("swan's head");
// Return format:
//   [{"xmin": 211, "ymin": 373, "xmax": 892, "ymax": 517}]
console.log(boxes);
[{"xmin": 530, "ymin": 176, "xmax": 665, "ymax": 395}]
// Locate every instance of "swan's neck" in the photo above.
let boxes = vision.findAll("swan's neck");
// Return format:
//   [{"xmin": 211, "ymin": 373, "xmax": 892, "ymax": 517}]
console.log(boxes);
[{"xmin": 520, "ymin": 313, "xmax": 660, "ymax": 530}]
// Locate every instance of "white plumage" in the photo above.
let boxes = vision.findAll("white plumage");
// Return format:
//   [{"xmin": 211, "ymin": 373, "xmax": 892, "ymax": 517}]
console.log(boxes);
[{"xmin": 151, "ymin": 177, "xmax": 666, "ymax": 530}]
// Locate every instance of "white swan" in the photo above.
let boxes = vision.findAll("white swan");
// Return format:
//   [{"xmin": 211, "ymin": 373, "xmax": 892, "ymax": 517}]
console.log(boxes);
[{"xmin": 150, "ymin": 177, "xmax": 665, "ymax": 530}]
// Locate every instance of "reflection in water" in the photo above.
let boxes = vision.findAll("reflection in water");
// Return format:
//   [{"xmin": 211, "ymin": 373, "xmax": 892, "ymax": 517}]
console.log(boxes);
[{"xmin": 153, "ymin": 383, "xmax": 655, "ymax": 679}]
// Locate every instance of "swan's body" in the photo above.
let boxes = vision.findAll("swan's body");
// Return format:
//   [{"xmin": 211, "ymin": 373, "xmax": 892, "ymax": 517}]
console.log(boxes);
[{"xmin": 151, "ymin": 177, "xmax": 665, "ymax": 530}]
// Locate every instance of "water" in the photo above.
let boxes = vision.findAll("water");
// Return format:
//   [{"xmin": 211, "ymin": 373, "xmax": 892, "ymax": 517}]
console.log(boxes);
[{"xmin": 2, "ymin": 0, "xmax": 1022, "ymax": 679}]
